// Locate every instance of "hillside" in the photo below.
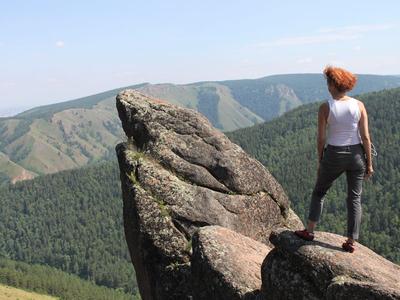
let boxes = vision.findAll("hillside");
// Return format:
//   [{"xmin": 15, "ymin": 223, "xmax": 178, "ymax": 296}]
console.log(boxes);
[
  {"xmin": 221, "ymin": 73, "xmax": 400, "ymax": 120},
  {"xmin": 0, "ymin": 161, "xmax": 138, "ymax": 295},
  {"xmin": 0, "ymin": 284, "xmax": 56, "ymax": 300},
  {"xmin": 0, "ymin": 257, "xmax": 134, "ymax": 299},
  {"xmin": 1, "ymin": 88, "xmax": 399, "ymax": 296},
  {"xmin": 0, "ymin": 85, "xmax": 145, "ymax": 186},
  {"xmin": 227, "ymin": 87, "xmax": 400, "ymax": 263},
  {"xmin": 1, "ymin": 74, "xmax": 400, "ymax": 185}
]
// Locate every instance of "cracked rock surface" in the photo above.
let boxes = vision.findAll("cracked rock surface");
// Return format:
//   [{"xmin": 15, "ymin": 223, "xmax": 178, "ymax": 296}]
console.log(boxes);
[
  {"xmin": 261, "ymin": 229, "xmax": 400, "ymax": 300},
  {"xmin": 191, "ymin": 226, "xmax": 270, "ymax": 300},
  {"xmin": 115, "ymin": 90, "xmax": 302, "ymax": 300}
]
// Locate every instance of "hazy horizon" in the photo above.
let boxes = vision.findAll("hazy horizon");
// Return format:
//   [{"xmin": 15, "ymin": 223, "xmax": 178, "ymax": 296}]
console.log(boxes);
[
  {"xmin": 1, "ymin": 1, "xmax": 400, "ymax": 109},
  {"xmin": 1, "ymin": 71, "xmax": 400, "ymax": 117}
]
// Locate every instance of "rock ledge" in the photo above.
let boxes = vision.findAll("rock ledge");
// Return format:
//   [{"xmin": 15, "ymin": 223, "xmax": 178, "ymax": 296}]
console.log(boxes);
[{"xmin": 261, "ymin": 229, "xmax": 400, "ymax": 300}]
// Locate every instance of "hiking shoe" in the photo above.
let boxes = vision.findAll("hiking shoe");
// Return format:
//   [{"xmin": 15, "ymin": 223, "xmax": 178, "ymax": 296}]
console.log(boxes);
[
  {"xmin": 342, "ymin": 241, "xmax": 355, "ymax": 253},
  {"xmin": 295, "ymin": 229, "xmax": 315, "ymax": 241}
]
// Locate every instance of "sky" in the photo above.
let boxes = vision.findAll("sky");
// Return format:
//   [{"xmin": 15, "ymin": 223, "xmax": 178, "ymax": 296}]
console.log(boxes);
[{"xmin": 1, "ymin": 0, "xmax": 400, "ymax": 110}]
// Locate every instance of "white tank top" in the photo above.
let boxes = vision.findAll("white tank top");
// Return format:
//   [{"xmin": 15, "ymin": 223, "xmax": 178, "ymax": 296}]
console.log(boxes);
[{"xmin": 326, "ymin": 97, "xmax": 362, "ymax": 146}]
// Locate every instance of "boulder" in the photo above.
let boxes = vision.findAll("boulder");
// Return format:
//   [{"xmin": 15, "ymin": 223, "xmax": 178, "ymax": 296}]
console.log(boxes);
[
  {"xmin": 261, "ymin": 229, "xmax": 400, "ymax": 300},
  {"xmin": 191, "ymin": 226, "xmax": 270, "ymax": 300},
  {"xmin": 115, "ymin": 90, "xmax": 302, "ymax": 300}
]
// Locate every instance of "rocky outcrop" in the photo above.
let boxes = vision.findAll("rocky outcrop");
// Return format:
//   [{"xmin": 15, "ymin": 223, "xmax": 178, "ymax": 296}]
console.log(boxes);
[
  {"xmin": 191, "ymin": 226, "xmax": 270, "ymax": 300},
  {"xmin": 115, "ymin": 90, "xmax": 302, "ymax": 300},
  {"xmin": 261, "ymin": 229, "xmax": 400, "ymax": 300},
  {"xmin": 116, "ymin": 89, "xmax": 400, "ymax": 300}
]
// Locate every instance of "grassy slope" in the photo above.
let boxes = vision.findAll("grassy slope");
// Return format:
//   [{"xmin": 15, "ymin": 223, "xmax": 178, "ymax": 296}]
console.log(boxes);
[
  {"xmin": 138, "ymin": 82, "xmax": 264, "ymax": 131},
  {"xmin": 1, "ymin": 74, "xmax": 400, "ymax": 185},
  {"xmin": 0, "ymin": 284, "xmax": 56, "ymax": 300},
  {"xmin": 0, "ymin": 257, "xmax": 135, "ymax": 299},
  {"xmin": 0, "ymin": 97, "xmax": 125, "ymax": 183},
  {"xmin": 0, "ymin": 152, "xmax": 36, "ymax": 184}
]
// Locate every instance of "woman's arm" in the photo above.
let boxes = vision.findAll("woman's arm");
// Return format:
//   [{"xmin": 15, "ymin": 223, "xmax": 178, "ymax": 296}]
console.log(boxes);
[
  {"xmin": 358, "ymin": 101, "xmax": 374, "ymax": 178},
  {"xmin": 317, "ymin": 103, "xmax": 328, "ymax": 161}
]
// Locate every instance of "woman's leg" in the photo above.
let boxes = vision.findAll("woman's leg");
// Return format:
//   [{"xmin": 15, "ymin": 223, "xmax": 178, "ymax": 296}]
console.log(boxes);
[
  {"xmin": 345, "ymin": 145, "xmax": 366, "ymax": 242},
  {"xmin": 307, "ymin": 159, "xmax": 344, "ymax": 232},
  {"xmin": 345, "ymin": 168, "xmax": 365, "ymax": 241},
  {"xmin": 306, "ymin": 220, "xmax": 317, "ymax": 233}
]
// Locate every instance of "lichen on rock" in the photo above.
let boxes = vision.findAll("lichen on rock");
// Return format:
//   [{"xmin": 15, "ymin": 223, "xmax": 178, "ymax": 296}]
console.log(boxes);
[
  {"xmin": 115, "ymin": 89, "xmax": 400, "ymax": 300},
  {"xmin": 116, "ymin": 90, "xmax": 302, "ymax": 300},
  {"xmin": 261, "ymin": 229, "xmax": 400, "ymax": 300}
]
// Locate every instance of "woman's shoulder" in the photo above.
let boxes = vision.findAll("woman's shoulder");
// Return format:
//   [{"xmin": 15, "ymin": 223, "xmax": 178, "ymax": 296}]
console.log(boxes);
[
  {"xmin": 319, "ymin": 102, "xmax": 329, "ymax": 116},
  {"xmin": 348, "ymin": 96, "xmax": 363, "ymax": 104},
  {"xmin": 347, "ymin": 96, "xmax": 364, "ymax": 108},
  {"xmin": 350, "ymin": 97, "xmax": 366, "ymax": 114}
]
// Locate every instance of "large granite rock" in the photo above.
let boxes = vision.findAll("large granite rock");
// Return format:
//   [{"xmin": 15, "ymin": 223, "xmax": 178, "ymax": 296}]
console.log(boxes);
[
  {"xmin": 261, "ymin": 229, "xmax": 400, "ymax": 300},
  {"xmin": 115, "ymin": 90, "xmax": 302, "ymax": 300},
  {"xmin": 191, "ymin": 226, "xmax": 270, "ymax": 300}
]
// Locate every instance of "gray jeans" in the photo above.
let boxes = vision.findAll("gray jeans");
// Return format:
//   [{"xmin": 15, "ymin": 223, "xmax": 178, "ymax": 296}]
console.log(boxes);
[{"xmin": 308, "ymin": 143, "xmax": 366, "ymax": 240}]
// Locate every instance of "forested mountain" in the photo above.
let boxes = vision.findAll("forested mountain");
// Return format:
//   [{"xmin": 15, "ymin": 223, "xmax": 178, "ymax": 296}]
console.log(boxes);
[
  {"xmin": 0, "ymin": 160, "xmax": 139, "ymax": 295},
  {"xmin": 0, "ymin": 257, "xmax": 135, "ymax": 299},
  {"xmin": 0, "ymin": 85, "xmax": 143, "ymax": 186},
  {"xmin": 1, "ymin": 88, "xmax": 399, "ymax": 297},
  {"xmin": 221, "ymin": 73, "xmax": 400, "ymax": 120},
  {"xmin": 1, "ymin": 74, "xmax": 399, "ymax": 185},
  {"xmin": 227, "ymin": 87, "xmax": 400, "ymax": 263}
]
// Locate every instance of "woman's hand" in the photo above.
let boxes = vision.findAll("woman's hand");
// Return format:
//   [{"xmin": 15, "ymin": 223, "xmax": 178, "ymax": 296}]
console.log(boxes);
[{"xmin": 365, "ymin": 165, "xmax": 374, "ymax": 179}]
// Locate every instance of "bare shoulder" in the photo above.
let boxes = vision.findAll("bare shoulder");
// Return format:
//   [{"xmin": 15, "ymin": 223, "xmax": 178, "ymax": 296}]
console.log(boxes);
[
  {"xmin": 318, "ymin": 102, "xmax": 329, "ymax": 115},
  {"xmin": 355, "ymin": 98, "xmax": 366, "ymax": 112}
]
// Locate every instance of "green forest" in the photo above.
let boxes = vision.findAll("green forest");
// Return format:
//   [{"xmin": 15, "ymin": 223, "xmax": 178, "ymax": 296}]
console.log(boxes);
[
  {"xmin": 0, "ymin": 257, "xmax": 135, "ymax": 299},
  {"xmin": 0, "ymin": 161, "xmax": 139, "ymax": 296},
  {"xmin": 227, "ymin": 87, "xmax": 400, "ymax": 263},
  {"xmin": 0, "ymin": 87, "xmax": 399, "ymax": 298}
]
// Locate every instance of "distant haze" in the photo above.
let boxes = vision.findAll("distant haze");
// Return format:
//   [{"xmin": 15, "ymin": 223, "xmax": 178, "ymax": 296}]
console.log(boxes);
[
  {"xmin": 0, "ymin": 106, "xmax": 32, "ymax": 117},
  {"xmin": 1, "ymin": 1, "xmax": 399, "ymax": 109}
]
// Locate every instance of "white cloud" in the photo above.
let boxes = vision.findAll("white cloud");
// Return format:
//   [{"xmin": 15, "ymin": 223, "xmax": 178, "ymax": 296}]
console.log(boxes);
[
  {"xmin": 113, "ymin": 71, "xmax": 138, "ymax": 79},
  {"xmin": 328, "ymin": 60, "xmax": 347, "ymax": 67},
  {"xmin": 318, "ymin": 24, "xmax": 394, "ymax": 35},
  {"xmin": 0, "ymin": 81, "xmax": 16, "ymax": 88},
  {"xmin": 260, "ymin": 34, "xmax": 359, "ymax": 47},
  {"xmin": 253, "ymin": 23, "xmax": 394, "ymax": 48},
  {"xmin": 55, "ymin": 41, "xmax": 65, "ymax": 48},
  {"xmin": 297, "ymin": 57, "xmax": 313, "ymax": 64},
  {"xmin": 353, "ymin": 45, "xmax": 362, "ymax": 51},
  {"xmin": 47, "ymin": 77, "xmax": 59, "ymax": 83}
]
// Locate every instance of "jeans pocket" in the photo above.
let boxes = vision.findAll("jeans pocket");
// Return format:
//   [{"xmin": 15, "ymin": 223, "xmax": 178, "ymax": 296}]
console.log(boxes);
[{"xmin": 354, "ymin": 153, "xmax": 367, "ymax": 170}]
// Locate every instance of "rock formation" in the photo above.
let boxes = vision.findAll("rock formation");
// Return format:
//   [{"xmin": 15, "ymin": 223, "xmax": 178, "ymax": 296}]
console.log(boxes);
[
  {"xmin": 116, "ymin": 90, "xmax": 302, "ymax": 299},
  {"xmin": 191, "ymin": 225, "xmax": 270, "ymax": 299},
  {"xmin": 262, "ymin": 229, "xmax": 400, "ymax": 300},
  {"xmin": 115, "ymin": 89, "xmax": 400, "ymax": 300}
]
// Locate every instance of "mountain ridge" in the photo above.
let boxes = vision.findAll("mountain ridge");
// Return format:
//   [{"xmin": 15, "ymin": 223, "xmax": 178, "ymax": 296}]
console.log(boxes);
[
  {"xmin": 1, "ymin": 74, "xmax": 400, "ymax": 185},
  {"xmin": 1, "ymin": 87, "xmax": 399, "ymax": 296}
]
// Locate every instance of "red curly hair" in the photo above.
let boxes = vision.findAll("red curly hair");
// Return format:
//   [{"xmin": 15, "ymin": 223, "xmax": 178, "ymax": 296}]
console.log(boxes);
[{"xmin": 323, "ymin": 66, "xmax": 357, "ymax": 93}]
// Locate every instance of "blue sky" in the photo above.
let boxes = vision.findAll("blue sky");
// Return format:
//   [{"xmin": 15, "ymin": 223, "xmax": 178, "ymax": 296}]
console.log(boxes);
[{"xmin": 1, "ymin": 0, "xmax": 399, "ymax": 110}]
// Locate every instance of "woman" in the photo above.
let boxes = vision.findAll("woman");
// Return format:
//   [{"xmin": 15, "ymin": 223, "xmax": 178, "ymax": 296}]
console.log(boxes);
[{"xmin": 295, "ymin": 66, "xmax": 374, "ymax": 253}]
